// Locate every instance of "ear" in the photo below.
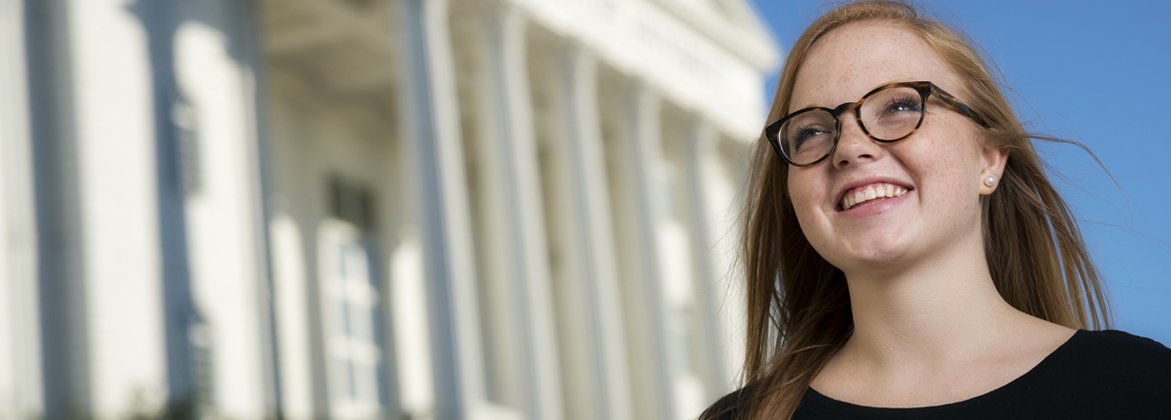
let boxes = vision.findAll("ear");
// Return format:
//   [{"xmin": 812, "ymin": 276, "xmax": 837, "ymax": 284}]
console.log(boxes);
[{"xmin": 979, "ymin": 145, "xmax": 1009, "ymax": 195}]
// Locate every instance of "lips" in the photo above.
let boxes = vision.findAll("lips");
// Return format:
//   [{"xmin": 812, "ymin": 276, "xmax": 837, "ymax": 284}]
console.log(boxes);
[{"xmin": 834, "ymin": 178, "xmax": 914, "ymax": 212}]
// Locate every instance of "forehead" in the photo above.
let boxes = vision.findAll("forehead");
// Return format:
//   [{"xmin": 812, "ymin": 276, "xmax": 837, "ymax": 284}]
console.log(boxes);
[{"xmin": 790, "ymin": 23, "xmax": 959, "ymax": 110}]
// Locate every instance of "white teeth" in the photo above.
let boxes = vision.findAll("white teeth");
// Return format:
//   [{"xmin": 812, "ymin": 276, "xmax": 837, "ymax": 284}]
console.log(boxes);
[{"xmin": 841, "ymin": 183, "xmax": 909, "ymax": 210}]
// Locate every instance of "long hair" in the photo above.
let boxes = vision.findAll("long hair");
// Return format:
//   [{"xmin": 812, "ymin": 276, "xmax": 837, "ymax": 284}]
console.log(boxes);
[{"xmin": 723, "ymin": 1, "xmax": 1113, "ymax": 419}]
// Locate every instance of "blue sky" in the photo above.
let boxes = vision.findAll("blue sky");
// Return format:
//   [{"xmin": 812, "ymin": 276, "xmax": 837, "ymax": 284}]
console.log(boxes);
[{"xmin": 748, "ymin": 0, "xmax": 1171, "ymax": 345}]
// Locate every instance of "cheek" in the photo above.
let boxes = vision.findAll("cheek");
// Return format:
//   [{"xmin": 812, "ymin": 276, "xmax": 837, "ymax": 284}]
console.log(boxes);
[
  {"xmin": 787, "ymin": 172, "xmax": 818, "ymax": 213},
  {"xmin": 787, "ymin": 172, "xmax": 829, "ymax": 233},
  {"xmin": 911, "ymin": 130, "xmax": 984, "ymax": 210}
]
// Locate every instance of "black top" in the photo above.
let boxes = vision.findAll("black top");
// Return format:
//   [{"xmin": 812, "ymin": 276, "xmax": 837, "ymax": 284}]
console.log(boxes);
[{"xmin": 702, "ymin": 330, "xmax": 1171, "ymax": 419}]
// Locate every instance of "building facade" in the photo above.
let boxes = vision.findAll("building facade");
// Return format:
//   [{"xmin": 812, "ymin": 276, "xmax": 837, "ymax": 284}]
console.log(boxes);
[{"xmin": 0, "ymin": 0, "xmax": 778, "ymax": 419}]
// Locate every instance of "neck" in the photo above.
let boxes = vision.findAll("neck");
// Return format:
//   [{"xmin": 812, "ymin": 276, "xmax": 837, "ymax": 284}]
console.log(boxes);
[{"xmin": 840, "ymin": 231, "xmax": 1022, "ymax": 369}]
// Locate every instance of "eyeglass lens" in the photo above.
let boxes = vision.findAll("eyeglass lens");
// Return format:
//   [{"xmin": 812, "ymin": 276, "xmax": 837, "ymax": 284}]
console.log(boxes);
[{"xmin": 780, "ymin": 86, "xmax": 924, "ymax": 165}]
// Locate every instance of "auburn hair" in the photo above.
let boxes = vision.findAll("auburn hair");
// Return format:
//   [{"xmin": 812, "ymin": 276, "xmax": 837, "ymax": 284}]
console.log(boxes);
[{"xmin": 714, "ymin": 1, "xmax": 1113, "ymax": 419}]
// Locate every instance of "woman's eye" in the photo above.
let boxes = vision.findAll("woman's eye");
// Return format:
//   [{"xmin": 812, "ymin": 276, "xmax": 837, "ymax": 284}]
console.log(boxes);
[
  {"xmin": 790, "ymin": 124, "xmax": 832, "ymax": 153},
  {"xmin": 884, "ymin": 97, "xmax": 922, "ymax": 114},
  {"xmin": 794, "ymin": 126, "xmax": 826, "ymax": 143}
]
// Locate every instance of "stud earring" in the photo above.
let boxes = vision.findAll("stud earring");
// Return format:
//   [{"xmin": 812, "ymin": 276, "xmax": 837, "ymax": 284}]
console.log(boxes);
[{"xmin": 984, "ymin": 176, "xmax": 996, "ymax": 187}]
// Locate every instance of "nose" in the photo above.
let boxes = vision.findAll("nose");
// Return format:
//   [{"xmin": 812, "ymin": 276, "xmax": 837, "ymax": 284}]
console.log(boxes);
[{"xmin": 832, "ymin": 113, "xmax": 885, "ymax": 169}]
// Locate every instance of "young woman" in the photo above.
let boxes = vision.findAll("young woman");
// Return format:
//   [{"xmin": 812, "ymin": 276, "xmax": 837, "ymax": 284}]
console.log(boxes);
[{"xmin": 702, "ymin": 1, "xmax": 1171, "ymax": 419}]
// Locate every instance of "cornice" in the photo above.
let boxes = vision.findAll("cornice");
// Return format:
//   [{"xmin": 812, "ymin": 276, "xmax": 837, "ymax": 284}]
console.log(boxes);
[{"xmin": 648, "ymin": 0, "xmax": 780, "ymax": 72}]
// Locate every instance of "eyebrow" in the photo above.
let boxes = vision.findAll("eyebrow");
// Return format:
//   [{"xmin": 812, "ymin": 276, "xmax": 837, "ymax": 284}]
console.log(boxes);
[{"xmin": 787, "ymin": 79, "xmax": 925, "ymax": 111}]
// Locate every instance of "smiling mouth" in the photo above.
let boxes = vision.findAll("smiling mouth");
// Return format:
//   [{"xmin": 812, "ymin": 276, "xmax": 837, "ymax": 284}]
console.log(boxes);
[{"xmin": 840, "ymin": 183, "xmax": 910, "ymax": 211}]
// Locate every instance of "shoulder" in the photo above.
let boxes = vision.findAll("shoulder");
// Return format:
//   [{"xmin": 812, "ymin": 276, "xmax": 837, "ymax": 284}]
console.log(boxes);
[
  {"xmin": 1066, "ymin": 329, "xmax": 1171, "ymax": 364},
  {"xmin": 700, "ymin": 385, "xmax": 754, "ymax": 420},
  {"xmin": 1033, "ymin": 329, "xmax": 1171, "ymax": 414}
]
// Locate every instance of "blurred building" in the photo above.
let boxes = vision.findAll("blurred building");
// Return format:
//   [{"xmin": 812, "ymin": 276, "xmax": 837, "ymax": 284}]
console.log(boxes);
[{"xmin": 0, "ymin": 0, "xmax": 778, "ymax": 419}]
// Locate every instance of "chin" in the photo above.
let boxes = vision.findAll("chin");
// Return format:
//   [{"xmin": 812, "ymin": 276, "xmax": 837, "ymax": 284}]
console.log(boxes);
[
  {"xmin": 824, "ymin": 237, "xmax": 910, "ymax": 273},
  {"xmin": 846, "ymin": 251, "xmax": 905, "ymax": 271}
]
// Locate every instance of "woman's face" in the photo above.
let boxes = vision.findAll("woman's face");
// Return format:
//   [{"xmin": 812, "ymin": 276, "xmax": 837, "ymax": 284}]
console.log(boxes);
[{"xmin": 787, "ymin": 23, "xmax": 1003, "ymax": 273}]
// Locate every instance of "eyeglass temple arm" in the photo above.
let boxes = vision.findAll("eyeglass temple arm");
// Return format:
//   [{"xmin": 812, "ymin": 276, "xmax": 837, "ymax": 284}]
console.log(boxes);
[{"xmin": 931, "ymin": 86, "xmax": 991, "ymax": 128}]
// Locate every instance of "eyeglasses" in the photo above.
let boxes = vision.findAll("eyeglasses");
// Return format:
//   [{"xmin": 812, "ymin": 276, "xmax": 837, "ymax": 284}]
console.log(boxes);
[{"xmin": 764, "ymin": 81, "xmax": 991, "ymax": 167}]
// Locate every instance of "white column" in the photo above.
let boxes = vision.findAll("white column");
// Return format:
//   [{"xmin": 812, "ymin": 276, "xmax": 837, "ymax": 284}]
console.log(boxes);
[
  {"xmin": 270, "ymin": 215, "xmax": 315, "ymax": 420},
  {"xmin": 171, "ymin": 0, "xmax": 274, "ymax": 417},
  {"xmin": 682, "ymin": 119, "xmax": 742, "ymax": 397},
  {"xmin": 42, "ymin": 0, "xmax": 171, "ymax": 417},
  {"xmin": 0, "ymin": 0, "xmax": 44, "ymax": 418},
  {"xmin": 395, "ymin": 1, "xmax": 485, "ymax": 419},
  {"xmin": 236, "ymin": 1, "xmax": 284, "ymax": 416},
  {"xmin": 472, "ymin": 4, "xmax": 564, "ymax": 420},
  {"xmin": 22, "ymin": 1, "xmax": 90, "ymax": 417},
  {"xmin": 551, "ymin": 45, "xmax": 633, "ymax": 420},
  {"xmin": 611, "ymin": 84, "xmax": 678, "ymax": 420}
]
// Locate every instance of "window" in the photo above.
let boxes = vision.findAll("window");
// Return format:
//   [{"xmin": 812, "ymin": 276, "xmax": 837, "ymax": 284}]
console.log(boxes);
[{"xmin": 319, "ymin": 177, "xmax": 387, "ymax": 419}]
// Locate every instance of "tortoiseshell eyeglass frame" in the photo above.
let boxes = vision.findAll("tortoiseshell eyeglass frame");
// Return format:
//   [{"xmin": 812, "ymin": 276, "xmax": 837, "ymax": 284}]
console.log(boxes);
[{"xmin": 764, "ymin": 81, "xmax": 992, "ymax": 167}]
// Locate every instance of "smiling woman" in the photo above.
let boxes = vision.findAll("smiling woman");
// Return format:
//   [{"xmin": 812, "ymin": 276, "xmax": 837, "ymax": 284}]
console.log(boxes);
[{"xmin": 701, "ymin": 1, "xmax": 1171, "ymax": 419}]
